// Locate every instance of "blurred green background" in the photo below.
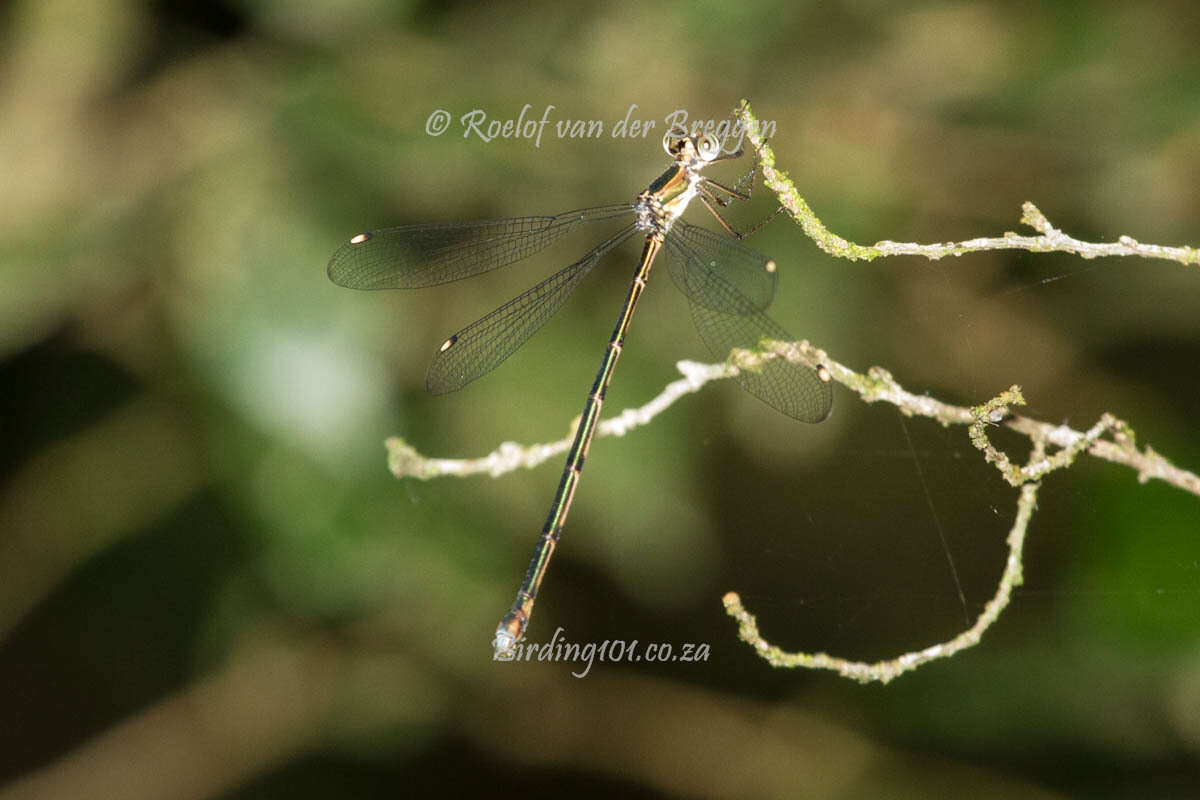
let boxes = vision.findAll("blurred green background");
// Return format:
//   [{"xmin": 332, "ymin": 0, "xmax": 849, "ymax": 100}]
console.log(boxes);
[{"xmin": 2, "ymin": 1, "xmax": 1199, "ymax": 797}]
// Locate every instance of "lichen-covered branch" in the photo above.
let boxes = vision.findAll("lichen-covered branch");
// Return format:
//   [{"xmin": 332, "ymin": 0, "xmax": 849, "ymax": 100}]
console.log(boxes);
[
  {"xmin": 735, "ymin": 100, "xmax": 1200, "ymax": 267},
  {"xmin": 386, "ymin": 360, "xmax": 734, "ymax": 480},
  {"xmin": 391, "ymin": 341, "xmax": 1199, "ymax": 499},
  {"xmin": 723, "ymin": 479, "xmax": 1040, "ymax": 684}
]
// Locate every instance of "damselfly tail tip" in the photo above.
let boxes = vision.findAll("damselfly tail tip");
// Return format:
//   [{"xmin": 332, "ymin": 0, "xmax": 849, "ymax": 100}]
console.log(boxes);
[{"xmin": 492, "ymin": 628, "xmax": 518, "ymax": 660}]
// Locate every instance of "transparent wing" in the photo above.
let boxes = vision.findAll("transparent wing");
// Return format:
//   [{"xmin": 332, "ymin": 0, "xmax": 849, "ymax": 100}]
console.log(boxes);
[
  {"xmin": 426, "ymin": 224, "xmax": 639, "ymax": 394},
  {"xmin": 663, "ymin": 219, "xmax": 777, "ymax": 314},
  {"xmin": 328, "ymin": 204, "xmax": 634, "ymax": 290},
  {"xmin": 664, "ymin": 224, "xmax": 832, "ymax": 423},
  {"xmin": 685, "ymin": 300, "xmax": 832, "ymax": 423}
]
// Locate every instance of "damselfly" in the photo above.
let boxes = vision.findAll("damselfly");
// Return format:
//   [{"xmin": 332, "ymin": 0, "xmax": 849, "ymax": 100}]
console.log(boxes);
[{"xmin": 328, "ymin": 131, "xmax": 833, "ymax": 657}]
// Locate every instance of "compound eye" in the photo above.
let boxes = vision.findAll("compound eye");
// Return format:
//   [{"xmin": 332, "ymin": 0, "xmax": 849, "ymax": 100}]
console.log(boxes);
[
  {"xmin": 696, "ymin": 134, "xmax": 721, "ymax": 160},
  {"xmin": 663, "ymin": 133, "xmax": 685, "ymax": 155}
]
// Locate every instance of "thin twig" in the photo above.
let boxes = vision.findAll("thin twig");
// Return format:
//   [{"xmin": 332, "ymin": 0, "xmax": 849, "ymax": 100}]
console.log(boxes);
[
  {"xmin": 391, "ymin": 343, "xmax": 1200, "ymax": 499},
  {"xmin": 723, "ymin": 479, "xmax": 1041, "ymax": 683},
  {"xmin": 735, "ymin": 100, "xmax": 1200, "ymax": 267},
  {"xmin": 386, "ymin": 360, "xmax": 735, "ymax": 480}
]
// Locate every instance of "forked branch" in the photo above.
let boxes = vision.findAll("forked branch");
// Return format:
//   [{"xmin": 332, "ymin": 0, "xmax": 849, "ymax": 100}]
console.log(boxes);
[{"xmin": 388, "ymin": 339, "xmax": 1198, "ymax": 682}]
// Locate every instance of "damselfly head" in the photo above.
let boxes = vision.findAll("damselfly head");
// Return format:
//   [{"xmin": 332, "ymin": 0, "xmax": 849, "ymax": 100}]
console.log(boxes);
[{"xmin": 662, "ymin": 132, "xmax": 723, "ymax": 164}]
